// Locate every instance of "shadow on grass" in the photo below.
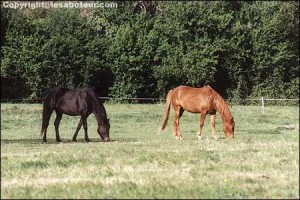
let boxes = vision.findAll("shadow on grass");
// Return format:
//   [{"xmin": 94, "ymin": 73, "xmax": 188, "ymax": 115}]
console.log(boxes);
[
  {"xmin": 164, "ymin": 136, "xmax": 234, "ymax": 140},
  {"xmin": 276, "ymin": 125, "xmax": 298, "ymax": 131},
  {"xmin": 245, "ymin": 129, "xmax": 283, "ymax": 135},
  {"xmin": 1, "ymin": 137, "xmax": 138, "ymax": 145}
]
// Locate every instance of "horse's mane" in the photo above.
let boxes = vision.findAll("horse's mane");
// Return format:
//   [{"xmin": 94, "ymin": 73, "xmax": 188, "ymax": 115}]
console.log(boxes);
[
  {"xmin": 80, "ymin": 87, "xmax": 108, "ymax": 121},
  {"xmin": 211, "ymin": 89, "xmax": 233, "ymax": 121}
]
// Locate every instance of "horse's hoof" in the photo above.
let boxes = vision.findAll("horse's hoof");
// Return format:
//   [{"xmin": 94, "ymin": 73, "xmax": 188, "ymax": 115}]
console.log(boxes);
[
  {"xmin": 197, "ymin": 135, "xmax": 203, "ymax": 140},
  {"xmin": 42, "ymin": 141, "xmax": 47, "ymax": 144},
  {"xmin": 174, "ymin": 136, "xmax": 183, "ymax": 140},
  {"xmin": 72, "ymin": 139, "xmax": 77, "ymax": 143},
  {"xmin": 56, "ymin": 138, "xmax": 62, "ymax": 143},
  {"xmin": 212, "ymin": 135, "xmax": 219, "ymax": 140},
  {"xmin": 85, "ymin": 139, "xmax": 91, "ymax": 143}
]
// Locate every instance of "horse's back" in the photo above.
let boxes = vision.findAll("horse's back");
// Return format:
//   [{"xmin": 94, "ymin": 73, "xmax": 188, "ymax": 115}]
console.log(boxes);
[
  {"xmin": 78, "ymin": 87, "xmax": 99, "ymax": 99},
  {"xmin": 170, "ymin": 85, "xmax": 217, "ymax": 113},
  {"xmin": 172, "ymin": 85, "xmax": 215, "ymax": 98},
  {"xmin": 59, "ymin": 89, "xmax": 94, "ymax": 115},
  {"xmin": 41, "ymin": 86, "xmax": 69, "ymax": 107}
]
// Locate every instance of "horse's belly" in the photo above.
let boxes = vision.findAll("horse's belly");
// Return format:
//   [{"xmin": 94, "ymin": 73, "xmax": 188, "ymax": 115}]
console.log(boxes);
[
  {"xmin": 179, "ymin": 96, "xmax": 210, "ymax": 113},
  {"xmin": 57, "ymin": 107, "xmax": 80, "ymax": 115},
  {"xmin": 181, "ymin": 103, "xmax": 201, "ymax": 113},
  {"xmin": 63, "ymin": 112, "xmax": 80, "ymax": 116},
  {"xmin": 55, "ymin": 101, "xmax": 82, "ymax": 115}
]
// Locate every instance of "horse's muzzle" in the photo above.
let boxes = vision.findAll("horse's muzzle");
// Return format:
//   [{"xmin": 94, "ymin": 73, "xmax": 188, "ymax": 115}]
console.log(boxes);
[{"xmin": 103, "ymin": 137, "xmax": 110, "ymax": 142}]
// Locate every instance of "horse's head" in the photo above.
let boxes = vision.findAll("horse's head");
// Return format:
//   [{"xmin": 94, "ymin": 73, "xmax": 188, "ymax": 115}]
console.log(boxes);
[
  {"xmin": 223, "ymin": 117, "xmax": 235, "ymax": 138},
  {"xmin": 98, "ymin": 118, "xmax": 110, "ymax": 142}
]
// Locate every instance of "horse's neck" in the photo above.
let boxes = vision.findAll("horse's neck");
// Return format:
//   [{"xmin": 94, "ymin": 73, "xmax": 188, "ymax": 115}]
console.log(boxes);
[
  {"xmin": 214, "ymin": 96, "xmax": 232, "ymax": 122},
  {"xmin": 93, "ymin": 102, "xmax": 106, "ymax": 124},
  {"xmin": 94, "ymin": 109, "xmax": 102, "ymax": 124}
]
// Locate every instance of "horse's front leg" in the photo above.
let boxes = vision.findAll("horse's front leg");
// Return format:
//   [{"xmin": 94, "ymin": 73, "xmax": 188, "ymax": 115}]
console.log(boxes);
[
  {"xmin": 197, "ymin": 112, "xmax": 206, "ymax": 140},
  {"xmin": 210, "ymin": 114, "xmax": 219, "ymax": 139},
  {"xmin": 82, "ymin": 116, "xmax": 90, "ymax": 143},
  {"xmin": 173, "ymin": 106, "xmax": 183, "ymax": 140},
  {"xmin": 54, "ymin": 111, "xmax": 63, "ymax": 143},
  {"xmin": 72, "ymin": 118, "xmax": 83, "ymax": 142}
]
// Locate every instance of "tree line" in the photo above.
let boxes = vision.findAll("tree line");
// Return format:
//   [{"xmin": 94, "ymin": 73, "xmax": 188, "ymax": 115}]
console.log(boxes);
[{"xmin": 1, "ymin": 1, "xmax": 299, "ymax": 101}]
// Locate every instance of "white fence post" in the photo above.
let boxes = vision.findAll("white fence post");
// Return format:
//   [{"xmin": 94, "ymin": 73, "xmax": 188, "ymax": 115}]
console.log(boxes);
[{"xmin": 261, "ymin": 97, "xmax": 265, "ymax": 114}]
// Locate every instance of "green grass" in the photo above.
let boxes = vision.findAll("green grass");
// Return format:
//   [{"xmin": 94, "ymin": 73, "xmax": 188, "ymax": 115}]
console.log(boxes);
[{"xmin": 1, "ymin": 103, "xmax": 299, "ymax": 199}]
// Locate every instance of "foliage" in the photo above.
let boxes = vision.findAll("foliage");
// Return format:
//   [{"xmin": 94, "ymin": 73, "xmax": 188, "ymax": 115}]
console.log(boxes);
[
  {"xmin": 1, "ymin": 1, "xmax": 299, "ymax": 99},
  {"xmin": 1, "ymin": 8, "xmax": 110, "ymax": 97}
]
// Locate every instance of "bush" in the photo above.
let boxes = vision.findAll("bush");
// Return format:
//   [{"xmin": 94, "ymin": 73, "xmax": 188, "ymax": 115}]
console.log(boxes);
[{"xmin": 1, "ymin": 2, "xmax": 299, "ymax": 100}]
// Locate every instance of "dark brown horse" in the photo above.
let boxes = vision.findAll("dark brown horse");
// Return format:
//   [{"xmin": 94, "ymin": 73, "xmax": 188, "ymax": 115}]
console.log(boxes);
[
  {"xmin": 158, "ymin": 85, "xmax": 235, "ymax": 139},
  {"xmin": 40, "ymin": 86, "xmax": 110, "ymax": 143}
]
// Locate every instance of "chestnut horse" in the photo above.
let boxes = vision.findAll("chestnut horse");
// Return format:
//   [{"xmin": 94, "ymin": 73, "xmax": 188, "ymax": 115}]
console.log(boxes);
[
  {"xmin": 158, "ymin": 85, "xmax": 235, "ymax": 139},
  {"xmin": 40, "ymin": 86, "xmax": 110, "ymax": 143}
]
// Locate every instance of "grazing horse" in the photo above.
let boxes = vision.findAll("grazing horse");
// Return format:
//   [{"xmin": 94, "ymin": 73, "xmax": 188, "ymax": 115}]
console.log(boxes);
[
  {"xmin": 40, "ymin": 86, "xmax": 110, "ymax": 143},
  {"xmin": 158, "ymin": 85, "xmax": 235, "ymax": 139}
]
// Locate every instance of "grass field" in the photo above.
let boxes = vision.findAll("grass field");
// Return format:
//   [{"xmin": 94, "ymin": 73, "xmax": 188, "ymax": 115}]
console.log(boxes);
[{"xmin": 1, "ymin": 103, "xmax": 299, "ymax": 199}]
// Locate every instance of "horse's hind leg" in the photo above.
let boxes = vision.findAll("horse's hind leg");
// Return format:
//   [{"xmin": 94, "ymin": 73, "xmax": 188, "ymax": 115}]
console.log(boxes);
[
  {"xmin": 54, "ymin": 111, "xmax": 63, "ymax": 143},
  {"xmin": 179, "ymin": 108, "xmax": 184, "ymax": 118},
  {"xmin": 72, "ymin": 118, "xmax": 83, "ymax": 142},
  {"xmin": 173, "ymin": 106, "xmax": 183, "ymax": 140},
  {"xmin": 197, "ymin": 112, "xmax": 206, "ymax": 140},
  {"xmin": 210, "ymin": 113, "xmax": 219, "ymax": 139},
  {"xmin": 41, "ymin": 107, "xmax": 54, "ymax": 143},
  {"xmin": 82, "ymin": 116, "xmax": 90, "ymax": 142}
]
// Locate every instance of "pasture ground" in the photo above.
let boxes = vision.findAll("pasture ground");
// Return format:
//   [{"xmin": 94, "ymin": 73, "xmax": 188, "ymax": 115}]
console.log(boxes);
[{"xmin": 1, "ymin": 103, "xmax": 299, "ymax": 199}]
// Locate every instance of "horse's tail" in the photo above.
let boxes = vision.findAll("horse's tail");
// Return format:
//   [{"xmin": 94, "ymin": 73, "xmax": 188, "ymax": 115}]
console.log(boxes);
[
  {"xmin": 39, "ymin": 87, "xmax": 61, "ymax": 137},
  {"xmin": 40, "ymin": 105, "xmax": 47, "ymax": 136},
  {"xmin": 158, "ymin": 89, "xmax": 173, "ymax": 133}
]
